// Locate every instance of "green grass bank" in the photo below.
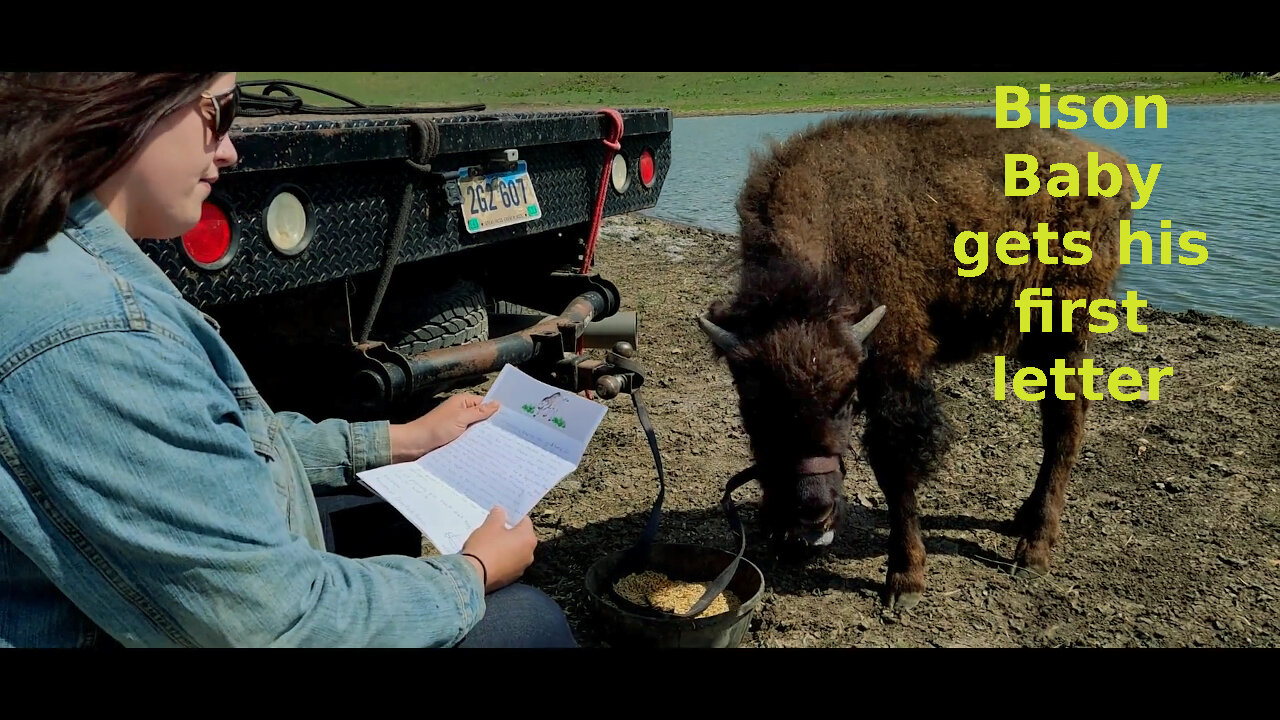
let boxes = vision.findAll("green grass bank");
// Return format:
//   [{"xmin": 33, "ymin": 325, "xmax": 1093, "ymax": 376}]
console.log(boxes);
[{"xmin": 236, "ymin": 72, "xmax": 1280, "ymax": 116}]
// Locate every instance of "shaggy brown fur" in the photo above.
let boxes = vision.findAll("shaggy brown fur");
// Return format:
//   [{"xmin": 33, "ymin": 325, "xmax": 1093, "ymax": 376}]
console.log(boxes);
[{"xmin": 700, "ymin": 111, "xmax": 1135, "ymax": 612}]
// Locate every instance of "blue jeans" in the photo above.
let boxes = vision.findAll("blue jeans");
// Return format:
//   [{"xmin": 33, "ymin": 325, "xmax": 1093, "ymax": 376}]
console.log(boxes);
[
  {"xmin": 456, "ymin": 583, "xmax": 578, "ymax": 648},
  {"xmin": 318, "ymin": 493, "xmax": 578, "ymax": 648}
]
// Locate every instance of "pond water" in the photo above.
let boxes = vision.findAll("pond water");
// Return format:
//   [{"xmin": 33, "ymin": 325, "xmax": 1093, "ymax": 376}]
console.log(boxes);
[{"xmin": 642, "ymin": 102, "xmax": 1280, "ymax": 328}]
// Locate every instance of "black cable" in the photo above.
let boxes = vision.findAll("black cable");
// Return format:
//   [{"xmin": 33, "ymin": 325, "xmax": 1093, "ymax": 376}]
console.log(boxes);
[{"xmin": 235, "ymin": 79, "xmax": 486, "ymax": 117}]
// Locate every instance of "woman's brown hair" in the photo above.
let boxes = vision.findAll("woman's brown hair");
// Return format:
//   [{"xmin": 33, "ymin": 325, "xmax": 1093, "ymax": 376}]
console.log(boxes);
[{"xmin": 0, "ymin": 72, "xmax": 225, "ymax": 270}]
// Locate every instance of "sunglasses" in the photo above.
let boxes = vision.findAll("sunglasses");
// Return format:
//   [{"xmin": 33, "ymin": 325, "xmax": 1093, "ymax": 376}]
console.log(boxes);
[{"xmin": 200, "ymin": 85, "xmax": 240, "ymax": 141}]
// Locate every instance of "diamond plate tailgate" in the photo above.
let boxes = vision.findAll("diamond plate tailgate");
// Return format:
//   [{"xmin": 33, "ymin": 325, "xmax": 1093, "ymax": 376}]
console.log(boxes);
[{"xmin": 140, "ymin": 107, "xmax": 673, "ymax": 309}]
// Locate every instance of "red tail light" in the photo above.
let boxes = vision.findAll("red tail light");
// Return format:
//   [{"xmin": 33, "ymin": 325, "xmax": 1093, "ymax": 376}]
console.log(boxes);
[
  {"xmin": 639, "ymin": 149, "xmax": 656, "ymax": 188},
  {"xmin": 182, "ymin": 202, "xmax": 234, "ymax": 269}
]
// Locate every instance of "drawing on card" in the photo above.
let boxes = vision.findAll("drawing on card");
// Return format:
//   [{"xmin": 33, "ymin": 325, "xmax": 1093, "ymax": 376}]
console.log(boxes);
[
  {"xmin": 522, "ymin": 391, "xmax": 570, "ymax": 430},
  {"xmin": 492, "ymin": 368, "xmax": 606, "ymax": 448}
]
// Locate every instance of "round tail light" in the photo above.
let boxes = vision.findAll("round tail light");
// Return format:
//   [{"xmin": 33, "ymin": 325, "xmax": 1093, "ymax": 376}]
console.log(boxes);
[
  {"xmin": 609, "ymin": 154, "xmax": 630, "ymax": 193},
  {"xmin": 638, "ymin": 149, "xmax": 656, "ymax": 188},
  {"xmin": 182, "ymin": 201, "xmax": 236, "ymax": 270},
  {"xmin": 264, "ymin": 187, "xmax": 314, "ymax": 256}
]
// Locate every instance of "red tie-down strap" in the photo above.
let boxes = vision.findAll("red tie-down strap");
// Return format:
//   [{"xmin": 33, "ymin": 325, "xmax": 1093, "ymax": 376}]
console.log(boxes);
[
  {"xmin": 581, "ymin": 108, "xmax": 624, "ymax": 275},
  {"xmin": 576, "ymin": 109, "xmax": 625, "ymax": 379}
]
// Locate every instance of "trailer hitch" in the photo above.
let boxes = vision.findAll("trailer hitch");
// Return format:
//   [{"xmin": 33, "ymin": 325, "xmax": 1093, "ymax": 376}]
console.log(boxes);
[
  {"xmin": 547, "ymin": 341, "xmax": 646, "ymax": 400},
  {"xmin": 351, "ymin": 284, "xmax": 643, "ymax": 412}
]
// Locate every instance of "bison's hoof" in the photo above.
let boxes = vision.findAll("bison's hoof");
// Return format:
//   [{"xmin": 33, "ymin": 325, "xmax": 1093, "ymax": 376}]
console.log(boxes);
[
  {"xmin": 882, "ymin": 570, "xmax": 925, "ymax": 613},
  {"xmin": 1014, "ymin": 565, "xmax": 1047, "ymax": 580},
  {"xmin": 885, "ymin": 591, "xmax": 923, "ymax": 613},
  {"xmin": 1013, "ymin": 540, "xmax": 1051, "ymax": 579},
  {"xmin": 1013, "ymin": 559, "xmax": 1050, "ymax": 579}
]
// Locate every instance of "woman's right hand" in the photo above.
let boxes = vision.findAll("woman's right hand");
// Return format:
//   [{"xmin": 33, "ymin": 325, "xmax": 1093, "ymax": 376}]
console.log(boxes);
[{"xmin": 460, "ymin": 506, "xmax": 537, "ymax": 593}]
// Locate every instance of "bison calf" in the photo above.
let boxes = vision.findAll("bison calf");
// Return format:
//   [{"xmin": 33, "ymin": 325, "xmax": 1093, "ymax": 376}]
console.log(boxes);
[{"xmin": 698, "ymin": 111, "xmax": 1135, "ymax": 612}]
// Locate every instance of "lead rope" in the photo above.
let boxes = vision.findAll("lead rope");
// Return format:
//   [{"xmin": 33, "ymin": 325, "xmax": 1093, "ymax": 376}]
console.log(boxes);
[{"xmin": 613, "ymin": 384, "xmax": 753, "ymax": 619}]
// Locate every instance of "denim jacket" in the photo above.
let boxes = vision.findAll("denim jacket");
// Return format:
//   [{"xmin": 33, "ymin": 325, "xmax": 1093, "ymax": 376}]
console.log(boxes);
[{"xmin": 0, "ymin": 195, "xmax": 485, "ymax": 647}]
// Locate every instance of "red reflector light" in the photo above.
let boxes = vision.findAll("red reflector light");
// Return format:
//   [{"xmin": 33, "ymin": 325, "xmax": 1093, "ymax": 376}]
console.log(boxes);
[
  {"xmin": 639, "ymin": 150, "xmax": 656, "ymax": 187},
  {"xmin": 182, "ymin": 202, "xmax": 233, "ymax": 267}
]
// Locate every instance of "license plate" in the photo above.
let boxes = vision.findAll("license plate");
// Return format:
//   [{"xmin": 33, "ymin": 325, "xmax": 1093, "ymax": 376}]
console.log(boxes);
[{"xmin": 457, "ymin": 160, "xmax": 543, "ymax": 234}]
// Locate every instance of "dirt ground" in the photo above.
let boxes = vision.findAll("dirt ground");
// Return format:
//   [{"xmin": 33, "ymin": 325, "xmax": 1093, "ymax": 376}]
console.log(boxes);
[{"xmin": 442, "ymin": 213, "xmax": 1280, "ymax": 648}]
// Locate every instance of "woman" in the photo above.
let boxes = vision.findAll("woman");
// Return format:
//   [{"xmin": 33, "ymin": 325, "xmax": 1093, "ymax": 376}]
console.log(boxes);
[{"xmin": 0, "ymin": 72, "xmax": 577, "ymax": 648}]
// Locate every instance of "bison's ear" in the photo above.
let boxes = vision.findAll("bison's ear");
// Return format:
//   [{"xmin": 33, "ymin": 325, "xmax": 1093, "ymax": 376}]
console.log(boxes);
[
  {"xmin": 847, "ymin": 305, "xmax": 887, "ymax": 345},
  {"xmin": 697, "ymin": 313, "xmax": 742, "ymax": 354}
]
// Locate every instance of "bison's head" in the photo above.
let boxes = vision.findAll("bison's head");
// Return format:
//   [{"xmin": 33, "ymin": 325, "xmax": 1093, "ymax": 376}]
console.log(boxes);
[{"xmin": 698, "ymin": 298, "xmax": 885, "ymax": 552}]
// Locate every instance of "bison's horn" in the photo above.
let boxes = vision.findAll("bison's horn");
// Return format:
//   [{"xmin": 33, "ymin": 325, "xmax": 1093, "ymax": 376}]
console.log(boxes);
[
  {"xmin": 697, "ymin": 313, "xmax": 742, "ymax": 352},
  {"xmin": 849, "ymin": 305, "xmax": 887, "ymax": 344}
]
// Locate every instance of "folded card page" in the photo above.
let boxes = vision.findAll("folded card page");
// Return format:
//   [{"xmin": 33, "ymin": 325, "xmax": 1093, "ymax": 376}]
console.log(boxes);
[{"xmin": 357, "ymin": 364, "xmax": 607, "ymax": 555}]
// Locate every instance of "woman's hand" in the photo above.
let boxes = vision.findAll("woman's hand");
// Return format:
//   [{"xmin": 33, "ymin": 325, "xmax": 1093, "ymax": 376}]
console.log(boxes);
[
  {"xmin": 460, "ymin": 506, "xmax": 537, "ymax": 593},
  {"xmin": 388, "ymin": 393, "xmax": 499, "ymax": 463}
]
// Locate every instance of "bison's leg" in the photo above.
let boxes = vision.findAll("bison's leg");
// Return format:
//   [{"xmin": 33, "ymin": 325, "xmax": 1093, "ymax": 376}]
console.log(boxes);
[
  {"xmin": 860, "ymin": 367, "xmax": 953, "ymax": 612},
  {"xmin": 1012, "ymin": 343, "xmax": 1090, "ymax": 578}
]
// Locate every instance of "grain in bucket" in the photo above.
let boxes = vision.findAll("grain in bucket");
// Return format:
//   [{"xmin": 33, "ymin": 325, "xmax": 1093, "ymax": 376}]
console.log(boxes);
[{"xmin": 612, "ymin": 569, "xmax": 741, "ymax": 618}]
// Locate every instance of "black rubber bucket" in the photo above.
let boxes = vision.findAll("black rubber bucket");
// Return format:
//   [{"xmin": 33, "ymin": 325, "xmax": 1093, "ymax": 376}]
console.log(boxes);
[
  {"xmin": 588, "ymin": 364, "xmax": 765, "ymax": 647},
  {"xmin": 585, "ymin": 542, "xmax": 764, "ymax": 648}
]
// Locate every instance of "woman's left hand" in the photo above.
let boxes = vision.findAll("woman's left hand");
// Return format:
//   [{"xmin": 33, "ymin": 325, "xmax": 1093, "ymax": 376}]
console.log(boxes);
[{"xmin": 388, "ymin": 393, "xmax": 499, "ymax": 463}]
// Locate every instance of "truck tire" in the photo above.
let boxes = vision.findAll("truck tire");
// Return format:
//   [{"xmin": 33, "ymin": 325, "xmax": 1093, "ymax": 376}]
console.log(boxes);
[
  {"xmin": 489, "ymin": 299, "xmax": 552, "ymax": 318},
  {"xmin": 377, "ymin": 278, "xmax": 489, "ymax": 355},
  {"xmin": 486, "ymin": 298, "xmax": 554, "ymax": 339}
]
